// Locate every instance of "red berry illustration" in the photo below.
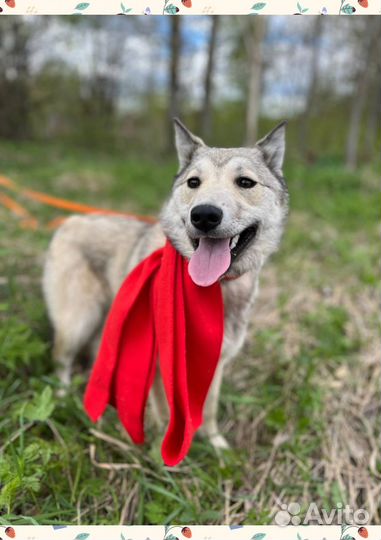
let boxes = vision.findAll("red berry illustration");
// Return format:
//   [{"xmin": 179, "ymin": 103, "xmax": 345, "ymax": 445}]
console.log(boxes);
[
  {"xmin": 5, "ymin": 528, "xmax": 16, "ymax": 539},
  {"xmin": 181, "ymin": 0, "xmax": 192, "ymax": 7},
  {"xmin": 5, "ymin": 0, "xmax": 16, "ymax": 7},
  {"xmin": 181, "ymin": 527, "xmax": 192, "ymax": 538},
  {"xmin": 358, "ymin": 0, "xmax": 368, "ymax": 6},
  {"xmin": 358, "ymin": 528, "xmax": 368, "ymax": 538}
]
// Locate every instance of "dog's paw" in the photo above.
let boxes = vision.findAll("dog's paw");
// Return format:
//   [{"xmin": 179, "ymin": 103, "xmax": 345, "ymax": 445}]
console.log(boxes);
[
  {"xmin": 56, "ymin": 386, "xmax": 68, "ymax": 398},
  {"xmin": 209, "ymin": 433, "xmax": 230, "ymax": 451}
]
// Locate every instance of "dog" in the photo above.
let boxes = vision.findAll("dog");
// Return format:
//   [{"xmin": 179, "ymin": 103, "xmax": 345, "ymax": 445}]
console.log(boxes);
[{"xmin": 42, "ymin": 118, "xmax": 288, "ymax": 451}]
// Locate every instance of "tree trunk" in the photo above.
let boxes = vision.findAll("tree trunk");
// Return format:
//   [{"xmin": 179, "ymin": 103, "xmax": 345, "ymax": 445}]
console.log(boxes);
[
  {"xmin": 365, "ymin": 31, "xmax": 381, "ymax": 159},
  {"xmin": 0, "ymin": 20, "xmax": 30, "ymax": 139},
  {"xmin": 365, "ymin": 81, "xmax": 381, "ymax": 158},
  {"xmin": 167, "ymin": 17, "xmax": 182, "ymax": 151},
  {"xmin": 199, "ymin": 16, "xmax": 220, "ymax": 139},
  {"xmin": 298, "ymin": 17, "xmax": 323, "ymax": 160},
  {"xmin": 345, "ymin": 18, "xmax": 380, "ymax": 171},
  {"xmin": 244, "ymin": 18, "xmax": 267, "ymax": 146}
]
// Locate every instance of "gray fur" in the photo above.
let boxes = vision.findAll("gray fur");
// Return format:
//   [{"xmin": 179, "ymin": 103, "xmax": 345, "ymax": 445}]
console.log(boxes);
[
  {"xmin": 174, "ymin": 118, "xmax": 206, "ymax": 170},
  {"xmin": 43, "ymin": 120, "xmax": 289, "ymax": 450},
  {"xmin": 256, "ymin": 121, "xmax": 287, "ymax": 177}
]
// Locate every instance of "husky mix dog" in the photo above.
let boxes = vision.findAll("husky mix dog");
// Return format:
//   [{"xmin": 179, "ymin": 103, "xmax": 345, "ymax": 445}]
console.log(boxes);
[{"xmin": 43, "ymin": 119, "xmax": 288, "ymax": 450}]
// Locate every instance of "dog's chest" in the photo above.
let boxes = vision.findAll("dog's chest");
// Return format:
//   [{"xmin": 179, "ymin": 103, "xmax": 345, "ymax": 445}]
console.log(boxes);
[{"xmin": 220, "ymin": 272, "xmax": 258, "ymax": 361}]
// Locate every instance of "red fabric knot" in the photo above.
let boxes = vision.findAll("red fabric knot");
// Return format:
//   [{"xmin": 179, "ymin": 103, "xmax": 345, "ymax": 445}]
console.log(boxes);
[{"xmin": 84, "ymin": 240, "xmax": 224, "ymax": 466}]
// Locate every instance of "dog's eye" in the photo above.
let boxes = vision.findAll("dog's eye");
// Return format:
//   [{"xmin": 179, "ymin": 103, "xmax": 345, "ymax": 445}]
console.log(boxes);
[
  {"xmin": 187, "ymin": 177, "xmax": 201, "ymax": 189},
  {"xmin": 236, "ymin": 177, "xmax": 257, "ymax": 189}
]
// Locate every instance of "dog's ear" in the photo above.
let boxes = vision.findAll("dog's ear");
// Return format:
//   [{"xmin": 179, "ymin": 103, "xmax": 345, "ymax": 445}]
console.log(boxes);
[
  {"xmin": 174, "ymin": 118, "xmax": 205, "ymax": 169},
  {"xmin": 256, "ymin": 121, "xmax": 287, "ymax": 174}
]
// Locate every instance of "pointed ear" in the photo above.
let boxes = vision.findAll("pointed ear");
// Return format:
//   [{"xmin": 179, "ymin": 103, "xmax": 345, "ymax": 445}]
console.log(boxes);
[
  {"xmin": 256, "ymin": 121, "xmax": 287, "ymax": 174},
  {"xmin": 174, "ymin": 118, "xmax": 205, "ymax": 169}
]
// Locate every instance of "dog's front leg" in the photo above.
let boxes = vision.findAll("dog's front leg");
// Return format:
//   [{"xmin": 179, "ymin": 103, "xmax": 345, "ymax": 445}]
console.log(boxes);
[
  {"xmin": 200, "ymin": 293, "xmax": 254, "ymax": 451},
  {"xmin": 199, "ymin": 360, "xmax": 230, "ymax": 450}
]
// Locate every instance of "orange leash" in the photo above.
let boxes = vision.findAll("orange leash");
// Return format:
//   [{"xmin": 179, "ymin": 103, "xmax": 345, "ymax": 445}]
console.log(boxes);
[
  {"xmin": 0, "ymin": 175, "xmax": 157, "ymax": 229},
  {"xmin": 0, "ymin": 192, "xmax": 39, "ymax": 229},
  {"xmin": 0, "ymin": 174, "xmax": 241, "ymax": 282}
]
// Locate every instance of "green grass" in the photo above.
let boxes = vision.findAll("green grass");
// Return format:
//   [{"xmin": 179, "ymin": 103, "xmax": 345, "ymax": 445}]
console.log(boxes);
[{"xmin": 0, "ymin": 141, "xmax": 379, "ymax": 525}]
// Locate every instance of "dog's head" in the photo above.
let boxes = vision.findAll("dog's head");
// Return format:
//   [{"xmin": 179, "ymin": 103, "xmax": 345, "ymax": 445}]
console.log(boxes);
[{"xmin": 160, "ymin": 119, "xmax": 289, "ymax": 286}]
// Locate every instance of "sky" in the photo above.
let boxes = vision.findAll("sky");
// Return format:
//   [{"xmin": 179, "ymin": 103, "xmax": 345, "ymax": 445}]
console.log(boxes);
[{"xmin": 28, "ymin": 16, "xmax": 356, "ymax": 117}]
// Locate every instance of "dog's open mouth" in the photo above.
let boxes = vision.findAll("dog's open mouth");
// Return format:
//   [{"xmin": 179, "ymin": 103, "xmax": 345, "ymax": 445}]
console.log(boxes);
[
  {"xmin": 228, "ymin": 223, "xmax": 259, "ymax": 260},
  {"xmin": 188, "ymin": 223, "xmax": 259, "ymax": 287}
]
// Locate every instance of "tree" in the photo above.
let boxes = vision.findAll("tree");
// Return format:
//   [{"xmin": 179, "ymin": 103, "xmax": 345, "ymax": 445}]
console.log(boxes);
[
  {"xmin": 364, "ymin": 26, "xmax": 381, "ymax": 160},
  {"xmin": 244, "ymin": 18, "xmax": 267, "ymax": 146},
  {"xmin": 298, "ymin": 17, "xmax": 323, "ymax": 160},
  {"xmin": 199, "ymin": 16, "xmax": 220, "ymax": 139},
  {"xmin": 167, "ymin": 17, "xmax": 182, "ymax": 151},
  {"xmin": 345, "ymin": 17, "xmax": 381, "ymax": 170},
  {"xmin": 0, "ymin": 19, "xmax": 31, "ymax": 139}
]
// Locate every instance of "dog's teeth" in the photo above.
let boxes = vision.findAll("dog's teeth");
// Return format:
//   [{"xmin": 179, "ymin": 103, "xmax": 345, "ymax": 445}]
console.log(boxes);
[{"xmin": 230, "ymin": 235, "xmax": 239, "ymax": 249}]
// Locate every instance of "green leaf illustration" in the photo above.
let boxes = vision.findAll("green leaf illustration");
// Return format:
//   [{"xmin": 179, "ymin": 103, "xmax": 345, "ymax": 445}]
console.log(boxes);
[
  {"xmin": 75, "ymin": 2, "xmax": 90, "ymax": 9},
  {"xmin": 341, "ymin": 3, "xmax": 355, "ymax": 12},
  {"xmin": 74, "ymin": 534, "xmax": 90, "ymax": 540},
  {"xmin": 164, "ymin": 3, "xmax": 179, "ymax": 13},
  {"xmin": 252, "ymin": 2, "xmax": 266, "ymax": 9},
  {"xmin": 251, "ymin": 534, "xmax": 266, "ymax": 540}
]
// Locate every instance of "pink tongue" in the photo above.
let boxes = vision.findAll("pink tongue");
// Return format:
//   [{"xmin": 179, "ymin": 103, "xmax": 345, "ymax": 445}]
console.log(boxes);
[{"xmin": 188, "ymin": 237, "xmax": 231, "ymax": 287}]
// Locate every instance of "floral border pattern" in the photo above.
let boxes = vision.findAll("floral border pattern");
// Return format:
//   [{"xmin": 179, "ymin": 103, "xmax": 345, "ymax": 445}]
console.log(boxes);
[
  {"xmin": 0, "ymin": 525, "xmax": 380, "ymax": 540},
  {"xmin": 0, "ymin": 0, "xmax": 380, "ymax": 14}
]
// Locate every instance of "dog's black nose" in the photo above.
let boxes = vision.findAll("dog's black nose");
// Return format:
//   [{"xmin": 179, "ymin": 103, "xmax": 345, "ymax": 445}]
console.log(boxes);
[{"xmin": 191, "ymin": 204, "xmax": 223, "ymax": 233}]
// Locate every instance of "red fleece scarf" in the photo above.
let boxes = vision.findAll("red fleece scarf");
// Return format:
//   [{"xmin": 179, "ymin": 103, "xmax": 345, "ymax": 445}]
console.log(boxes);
[{"xmin": 84, "ymin": 240, "xmax": 224, "ymax": 466}]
